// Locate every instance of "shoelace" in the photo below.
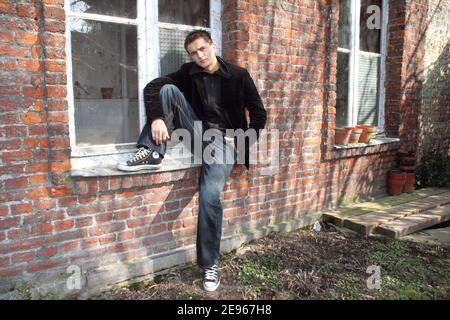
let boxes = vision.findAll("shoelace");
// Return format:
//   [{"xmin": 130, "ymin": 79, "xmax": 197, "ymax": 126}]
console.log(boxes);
[
  {"xmin": 130, "ymin": 147, "xmax": 151, "ymax": 163},
  {"xmin": 204, "ymin": 265, "xmax": 219, "ymax": 281}
]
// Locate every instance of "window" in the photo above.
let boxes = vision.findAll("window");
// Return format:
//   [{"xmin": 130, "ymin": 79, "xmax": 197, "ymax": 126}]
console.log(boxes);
[
  {"xmin": 336, "ymin": 0, "xmax": 388, "ymax": 131},
  {"xmin": 66, "ymin": 0, "xmax": 221, "ymax": 167}
]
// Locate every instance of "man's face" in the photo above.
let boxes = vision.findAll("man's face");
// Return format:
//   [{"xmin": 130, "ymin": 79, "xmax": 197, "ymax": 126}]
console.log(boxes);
[{"xmin": 186, "ymin": 37, "xmax": 216, "ymax": 69}]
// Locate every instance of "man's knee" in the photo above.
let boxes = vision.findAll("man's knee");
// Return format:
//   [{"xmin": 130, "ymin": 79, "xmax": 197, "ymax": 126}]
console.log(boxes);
[{"xmin": 160, "ymin": 84, "xmax": 180, "ymax": 95}]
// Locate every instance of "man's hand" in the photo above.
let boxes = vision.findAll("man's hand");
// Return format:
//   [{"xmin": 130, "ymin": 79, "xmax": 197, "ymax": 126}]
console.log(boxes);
[{"xmin": 151, "ymin": 119, "xmax": 170, "ymax": 145}]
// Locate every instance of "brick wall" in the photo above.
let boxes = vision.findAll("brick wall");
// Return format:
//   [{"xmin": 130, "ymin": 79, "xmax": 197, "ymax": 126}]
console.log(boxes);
[
  {"xmin": 384, "ymin": 0, "xmax": 449, "ymax": 157},
  {"xmin": 419, "ymin": 0, "xmax": 450, "ymax": 159},
  {"xmin": 0, "ymin": 0, "xmax": 426, "ymax": 298}
]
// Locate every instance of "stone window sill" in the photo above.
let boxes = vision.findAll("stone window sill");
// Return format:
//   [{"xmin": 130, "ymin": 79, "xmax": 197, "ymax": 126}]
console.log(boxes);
[
  {"xmin": 71, "ymin": 141, "xmax": 200, "ymax": 179},
  {"xmin": 326, "ymin": 135, "xmax": 400, "ymax": 160}
]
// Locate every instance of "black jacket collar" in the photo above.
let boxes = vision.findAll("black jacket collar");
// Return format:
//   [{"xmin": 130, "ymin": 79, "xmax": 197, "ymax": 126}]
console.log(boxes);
[{"xmin": 189, "ymin": 56, "xmax": 231, "ymax": 79}]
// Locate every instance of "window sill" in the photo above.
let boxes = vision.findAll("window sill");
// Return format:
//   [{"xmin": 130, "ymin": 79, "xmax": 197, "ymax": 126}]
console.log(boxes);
[
  {"xmin": 326, "ymin": 136, "xmax": 400, "ymax": 160},
  {"xmin": 71, "ymin": 142, "xmax": 200, "ymax": 178}
]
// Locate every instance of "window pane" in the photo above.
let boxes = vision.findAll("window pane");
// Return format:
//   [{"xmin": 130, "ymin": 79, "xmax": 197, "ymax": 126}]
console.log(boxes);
[
  {"xmin": 336, "ymin": 52, "xmax": 350, "ymax": 127},
  {"xmin": 159, "ymin": 28, "xmax": 192, "ymax": 75},
  {"xmin": 159, "ymin": 0, "xmax": 209, "ymax": 27},
  {"xmin": 70, "ymin": 18, "xmax": 139, "ymax": 146},
  {"xmin": 360, "ymin": 0, "xmax": 381, "ymax": 53},
  {"xmin": 70, "ymin": 0, "xmax": 136, "ymax": 19},
  {"xmin": 338, "ymin": 0, "xmax": 352, "ymax": 49},
  {"xmin": 357, "ymin": 54, "xmax": 380, "ymax": 125}
]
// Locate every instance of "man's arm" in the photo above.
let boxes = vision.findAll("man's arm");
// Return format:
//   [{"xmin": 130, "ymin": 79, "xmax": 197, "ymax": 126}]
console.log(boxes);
[
  {"xmin": 243, "ymin": 70, "xmax": 267, "ymax": 136},
  {"xmin": 143, "ymin": 67, "xmax": 185, "ymax": 122},
  {"xmin": 143, "ymin": 68, "xmax": 185, "ymax": 144}
]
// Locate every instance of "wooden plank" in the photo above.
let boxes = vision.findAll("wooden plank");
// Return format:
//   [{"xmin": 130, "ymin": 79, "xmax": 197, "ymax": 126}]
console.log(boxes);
[
  {"xmin": 341, "ymin": 192, "xmax": 450, "ymax": 236},
  {"xmin": 376, "ymin": 205, "xmax": 450, "ymax": 239}
]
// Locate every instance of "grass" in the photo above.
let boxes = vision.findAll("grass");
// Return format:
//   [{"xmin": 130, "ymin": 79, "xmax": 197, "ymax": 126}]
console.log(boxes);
[
  {"xmin": 236, "ymin": 255, "xmax": 284, "ymax": 299},
  {"xmin": 96, "ymin": 226, "xmax": 450, "ymax": 300}
]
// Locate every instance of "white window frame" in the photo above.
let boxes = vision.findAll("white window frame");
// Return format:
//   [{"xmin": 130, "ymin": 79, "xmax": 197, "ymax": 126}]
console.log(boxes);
[
  {"xmin": 65, "ymin": 0, "xmax": 222, "ymax": 169},
  {"xmin": 336, "ymin": 0, "xmax": 388, "ymax": 132}
]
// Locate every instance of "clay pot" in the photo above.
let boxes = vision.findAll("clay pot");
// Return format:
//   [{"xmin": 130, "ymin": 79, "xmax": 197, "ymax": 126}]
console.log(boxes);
[
  {"xmin": 398, "ymin": 152, "xmax": 416, "ymax": 172},
  {"xmin": 335, "ymin": 127, "xmax": 353, "ymax": 145},
  {"xmin": 388, "ymin": 170, "xmax": 405, "ymax": 196},
  {"xmin": 404, "ymin": 172, "xmax": 415, "ymax": 193},
  {"xmin": 349, "ymin": 127, "xmax": 363, "ymax": 144},
  {"xmin": 357, "ymin": 125, "xmax": 377, "ymax": 143}
]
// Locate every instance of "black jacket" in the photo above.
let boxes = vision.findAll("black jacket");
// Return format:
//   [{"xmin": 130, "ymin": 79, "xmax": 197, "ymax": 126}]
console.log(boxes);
[{"xmin": 144, "ymin": 57, "xmax": 267, "ymax": 169}]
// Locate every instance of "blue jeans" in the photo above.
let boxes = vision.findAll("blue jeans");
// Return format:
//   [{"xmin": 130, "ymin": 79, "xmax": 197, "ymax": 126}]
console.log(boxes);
[{"xmin": 137, "ymin": 84, "xmax": 235, "ymax": 268}]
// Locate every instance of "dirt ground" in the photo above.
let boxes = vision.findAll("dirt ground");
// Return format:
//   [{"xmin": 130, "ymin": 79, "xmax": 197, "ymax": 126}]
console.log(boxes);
[{"xmin": 94, "ymin": 223, "xmax": 450, "ymax": 300}]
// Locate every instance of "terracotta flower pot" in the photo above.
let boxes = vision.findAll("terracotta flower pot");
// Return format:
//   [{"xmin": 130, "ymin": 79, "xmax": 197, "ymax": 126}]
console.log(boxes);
[
  {"xmin": 357, "ymin": 125, "xmax": 377, "ymax": 143},
  {"xmin": 349, "ymin": 127, "xmax": 363, "ymax": 144},
  {"xmin": 404, "ymin": 172, "xmax": 415, "ymax": 193},
  {"xmin": 335, "ymin": 127, "xmax": 353, "ymax": 145},
  {"xmin": 388, "ymin": 170, "xmax": 405, "ymax": 196},
  {"xmin": 397, "ymin": 152, "xmax": 416, "ymax": 172}
]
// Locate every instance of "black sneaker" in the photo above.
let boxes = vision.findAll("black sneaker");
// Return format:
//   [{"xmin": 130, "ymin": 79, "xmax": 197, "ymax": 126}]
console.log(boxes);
[
  {"xmin": 202, "ymin": 264, "xmax": 220, "ymax": 292},
  {"xmin": 117, "ymin": 147, "xmax": 162, "ymax": 171}
]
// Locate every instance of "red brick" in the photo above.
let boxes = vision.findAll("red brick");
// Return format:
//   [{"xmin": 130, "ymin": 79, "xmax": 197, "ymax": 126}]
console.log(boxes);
[
  {"xmin": 57, "ymin": 196, "xmax": 78, "ymax": 207},
  {"xmin": 17, "ymin": 59, "xmax": 44, "ymax": 72},
  {"xmin": 11, "ymin": 251, "xmax": 35, "ymax": 263},
  {"xmin": 41, "ymin": 33, "xmax": 65, "ymax": 47},
  {"xmin": 47, "ymin": 111, "xmax": 68, "ymax": 122},
  {"xmin": 0, "ymin": 217, "xmax": 20, "ymax": 230},
  {"xmin": 40, "ymin": 246, "xmax": 57, "ymax": 257},
  {"xmin": 6, "ymin": 227, "xmax": 29, "ymax": 240},
  {"xmin": 43, "ymin": 6, "xmax": 65, "ymax": 20},
  {"xmin": 95, "ymin": 213, "xmax": 113, "ymax": 223},
  {"xmin": 10, "ymin": 203, "xmax": 32, "ymax": 215},
  {"xmin": 75, "ymin": 217, "xmax": 93, "ymax": 228},
  {"xmin": 50, "ymin": 160, "xmax": 71, "ymax": 172},
  {"xmin": 31, "ymin": 223, "xmax": 53, "ymax": 235},
  {"xmin": 0, "ymin": 206, "xmax": 8, "ymax": 217},
  {"xmin": 23, "ymin": 86, "xmax": 45, "ymax": 98},
  {"xmin": 28, "ymin": 124, "xmax": 46, "ymax": 135},
  {"xmin": 29, "ymin": 174, "xmax": 49, "ymax": 187},
  {"xmin": 58, "ymin": 240, "xmax": 78, "ymax": 253},
  {"xmin": 4, "ymin": 177, "xmax": 28, "ymax": 190},
  {"xmin": 26, "ymin": 258, "xmax": 66, "ymax": 273},
  {"xmin": 16, "ymin": 32, "xmax": 39, "ymax": 45},
  {"xmin": 23, "ymin": 137, "xmax": 49, "ymax": 149},
  {"xmin": 0, "ymin": 31, "xmax": 13, "ymax": 43},
  {"xmin": 99, "ymin": 234, "xmax": 116, "ymax": 245},
  {"xmin": 54, "ymin": 219, "xmax": 74, "ymax": 231},
  {"xmin": 45, "ymin": 60, "xmax": 67, "ymax": 73},
  {"xmin": 0, "ymin": 267, "xmax": 23, "ymax": 278},
  {"xmin": 0, "ymin": 237, "xmax": 45, "ymax": 254},
  {"xmin": 26, "ymin": 163, "xmax": 49, "ymax": 173},
  {"xmin": 27, "ymin": 187, "xmax": 50, "ymax": 199},
  {"xmin": 0, "ymin": 137, "xmax": 24, "ymax": 151},
  {"xmin": 89, "ymin": 222, "xmax": 126, "ymax": 236},
  {"xmin": 0, "ymin": 1, "xmax": 14, "ymax": 14},
  {"xmin": 80, "ymin": 238, "xmax": 98, "ymax": 248},
  {"xmin": 0, "ymin": 44, "xmax": 30, "ymax": 57},
  {"xmin": 17, "ymin": 3, "xmax": 38, "ymax": 18},
  {"xmin": 0, "ymin": 113, "xmax": 19, "ymax": 125}
]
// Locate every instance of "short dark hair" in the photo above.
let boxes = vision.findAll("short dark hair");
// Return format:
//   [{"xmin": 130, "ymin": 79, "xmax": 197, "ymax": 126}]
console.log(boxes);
[{"xmin": 184, "ymin": 30, "xmax": 212, "ymax": 51}]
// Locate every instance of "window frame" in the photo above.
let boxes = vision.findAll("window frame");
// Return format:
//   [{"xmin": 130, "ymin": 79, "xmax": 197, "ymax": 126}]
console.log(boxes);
[
  {"xmin": 65, "ymin": 0, "xmax": 222, "ymax": 168},
  {"xmin": 336, "ymin": 0, "xmax": 388, "ymax": 132}
]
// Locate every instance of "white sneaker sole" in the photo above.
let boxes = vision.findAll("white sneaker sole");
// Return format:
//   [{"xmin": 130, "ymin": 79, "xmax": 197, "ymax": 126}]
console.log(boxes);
[
  {"xmin": 203, "ymin": 280, "xmax": 220, "ymax": 292},
  {"xmin": 117, "ymin": 163, "xmax": 162, "ymax": 172}
]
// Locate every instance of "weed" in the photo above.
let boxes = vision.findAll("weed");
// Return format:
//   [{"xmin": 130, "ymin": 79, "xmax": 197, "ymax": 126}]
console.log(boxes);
[{"xmin": 237, "ymin": 256, "xmax": 283, "ymax": 298}]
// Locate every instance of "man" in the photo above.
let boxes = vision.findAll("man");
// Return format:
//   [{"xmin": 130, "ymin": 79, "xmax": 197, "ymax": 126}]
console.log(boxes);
[{"xmin": 118, "ymin": 30, "xmax": 266, "ymax": 292}]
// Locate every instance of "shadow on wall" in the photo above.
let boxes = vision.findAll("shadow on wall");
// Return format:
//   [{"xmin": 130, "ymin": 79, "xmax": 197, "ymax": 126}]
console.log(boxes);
[{"xmin": 419, "ymin": 39, "xmax": 450, "ymax": 161}]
